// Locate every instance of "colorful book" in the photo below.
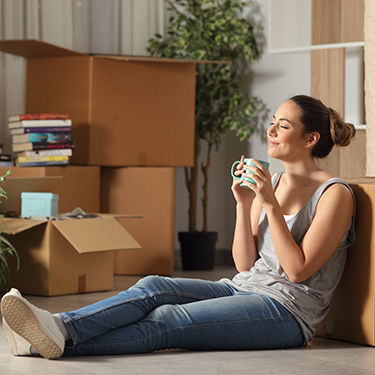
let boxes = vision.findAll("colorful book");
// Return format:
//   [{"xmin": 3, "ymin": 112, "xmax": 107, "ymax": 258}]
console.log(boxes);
[
  {"xmin": 18, "ymin": 149, "xmax": 73, "ymax": 157},
  {"xmin": 17, "ymin": 160, "xmax": 70, "ymax": 167},
  {"xmin": 10, "ymin": 126, "xmax": 72, "ymax": 135},
  {"xmin": 8, "ymin": 119, "xmax": 72, "ymax": 129},
  {"xmin": 18, "ymin": 155, "xmax": 69, "ymax": 163},
  {"xmin": 12, "ymin": 141, "xmax": 75, "ymax": 152},
  {"xmin": 12, "ymin": 132, "xmax": 73, "ymax": 144},
  {"xmin": 8, "ymin": 113, "xmax": 69, "ymax": 122}
]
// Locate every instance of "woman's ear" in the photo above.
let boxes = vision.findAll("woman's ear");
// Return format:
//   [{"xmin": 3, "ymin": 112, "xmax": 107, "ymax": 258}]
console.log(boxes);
[{"xmin": 304, "ymin": 132, "xmax": 320, "ymax": 149}]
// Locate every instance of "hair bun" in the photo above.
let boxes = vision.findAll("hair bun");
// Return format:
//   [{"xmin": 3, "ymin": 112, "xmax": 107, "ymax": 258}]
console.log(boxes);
[{"xmin": 328, "ymin": 107, "xmax": 356, "ymax": 147}]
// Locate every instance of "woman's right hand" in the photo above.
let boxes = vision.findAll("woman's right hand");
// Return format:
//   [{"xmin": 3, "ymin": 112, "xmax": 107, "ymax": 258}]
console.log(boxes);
[{"xmin": 231, "ymin": 155, "xmax": 256, "ymax": 206}]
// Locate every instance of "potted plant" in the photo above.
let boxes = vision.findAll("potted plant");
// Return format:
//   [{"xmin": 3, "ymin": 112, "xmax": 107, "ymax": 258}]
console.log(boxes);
[
  {"xmin": 148, "ymin": 0, "xmax": 261, "ymax": 269},
  {"xmin": 0, "ymin": 170, "xmax": 19, "ymax": 295}
]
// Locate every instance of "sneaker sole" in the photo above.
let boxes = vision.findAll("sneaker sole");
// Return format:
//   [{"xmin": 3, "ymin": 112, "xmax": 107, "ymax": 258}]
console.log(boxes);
[{"xmin": 1, "ymin": 295, "xmax": 62, "ymax": 359}]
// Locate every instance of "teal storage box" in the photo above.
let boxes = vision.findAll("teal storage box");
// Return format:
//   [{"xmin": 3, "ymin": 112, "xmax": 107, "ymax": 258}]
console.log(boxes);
[{"xmin": 21, "ymin": 192, "xmax": 59, "ymax": 217}]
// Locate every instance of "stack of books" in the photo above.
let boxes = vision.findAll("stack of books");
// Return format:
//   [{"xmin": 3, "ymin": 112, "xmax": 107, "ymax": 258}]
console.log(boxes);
[{"xmin": 9, "ymin": 113, "xmax": 74, "ymax": 167}]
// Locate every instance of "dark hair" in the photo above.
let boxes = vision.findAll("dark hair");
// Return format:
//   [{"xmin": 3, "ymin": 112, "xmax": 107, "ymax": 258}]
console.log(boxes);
[{"xmin": 289, "ymin": 95, "xmax": 356, "ymax": 158}]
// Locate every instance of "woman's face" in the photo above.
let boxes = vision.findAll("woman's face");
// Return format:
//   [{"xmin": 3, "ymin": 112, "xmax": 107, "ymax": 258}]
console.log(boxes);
[{"xmin": 267, "ymin": 100, "xmax": 311, "ymax": 161}]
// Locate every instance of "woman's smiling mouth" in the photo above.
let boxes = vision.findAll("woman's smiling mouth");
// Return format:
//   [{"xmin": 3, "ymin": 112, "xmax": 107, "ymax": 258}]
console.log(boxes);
[{"xmin": 269, "ymin": 140, "xmax": 279, "ymax": 146}]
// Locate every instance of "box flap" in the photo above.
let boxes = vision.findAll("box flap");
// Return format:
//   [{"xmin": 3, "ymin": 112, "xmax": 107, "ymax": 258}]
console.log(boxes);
[
  {"xmin": 93, "ymin": 213, "xmax": 142, "ymax": 219},
  {"xmin": 0, "ymin": 176, "xmax": 62, "ymax": 216},
  {"xmin": 0, "ymin": 40, "xmax": 229, "ymax": 63},
  {"xmin": 0, "ymin": 39, "xmax": 84, "ymax": 58},
  {"xmin": 95, "ymin": 54, "xmax": 230, "ymax": 64},
  {"xmin": 0, "ymin": 217, "xmax": 46, "ymax": 235},
  {"xmin": 51, "ymin": 217, "xmax": 141, "ymax": 253}
]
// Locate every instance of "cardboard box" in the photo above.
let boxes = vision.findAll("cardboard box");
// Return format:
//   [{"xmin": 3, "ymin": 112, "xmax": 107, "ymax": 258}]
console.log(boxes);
[
  {"xmin": 101, "ymin": 167, "xmax": 175, "ymax": 276},
  {"xmin": 0, "ymin": 165, "xmax": 100, "ymax": 214},
  {"xmin": 0, "ymin": 39, "xmax": 196, "ymax": 167},
  {"xmin": 2, "ymin": 214, "xmax": 141, "ymax": 296},
  {"xmin": 316, "ymin": 178, "xmax": 375, "ymax": 346}
]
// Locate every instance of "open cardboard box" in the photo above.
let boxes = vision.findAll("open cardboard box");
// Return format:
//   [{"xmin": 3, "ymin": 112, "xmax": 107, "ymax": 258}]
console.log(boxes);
[
  {"xmin": 2, "ymin": 214, "xmax": 141, "ymax": 296},
  {"xmin": 0, "ymin": 175, "xmax": 141, "ymax": 296},
  {"xmin": 0, "ymin": 39, "xmax": 197, "ymax": 167},
  {"xmin": 316, "ymin": 178, "xmax": 375, "ymax": 346}
]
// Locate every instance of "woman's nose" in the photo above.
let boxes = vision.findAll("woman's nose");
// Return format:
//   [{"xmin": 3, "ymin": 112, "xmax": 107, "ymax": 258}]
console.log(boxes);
[{"xmin": 267, "ymin": 125, "xmax": 276, "ymax": 137}]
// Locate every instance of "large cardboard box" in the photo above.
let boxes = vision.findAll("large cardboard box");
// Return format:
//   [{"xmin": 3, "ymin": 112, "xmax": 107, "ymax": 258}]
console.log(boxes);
[
  {"xmin": 0, "ymin": 166, "xmax": 100, "ymax": 214},
  {"xmin": 2, "ymin": 214, "xmax": 141, "ymax": 296},
  {"xmin": 316, "ymin": 178, "xmax": 375, "ymax": 346},
  {"xmin": 101, "ymin": 167, "xmax": 175, "ymax": 276},
  {"xmin": 0, "ymin": 39, "xmax": 196, "ymax": 167}
]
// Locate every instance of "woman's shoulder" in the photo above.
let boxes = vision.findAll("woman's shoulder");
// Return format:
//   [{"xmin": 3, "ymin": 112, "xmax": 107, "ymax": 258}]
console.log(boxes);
[
  {"xmin": 315, "ymin": 171, "xmax": 351, "ymax": 190},
  {"xmin": 317, "ymin": 177, "xmax": 354, "ymax": 213},
  {"xmin": 316, "ymin": 169, "xmax": 352, "ymax": 197}
]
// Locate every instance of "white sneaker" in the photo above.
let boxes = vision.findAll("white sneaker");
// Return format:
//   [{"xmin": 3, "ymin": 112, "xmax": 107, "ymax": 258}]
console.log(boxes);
[
  {"xmin": 2, "ymin": 318, "xmax": 33, "ymax": 356},
  {"xmin": 1, "ymin": 288, "xmax": 64, "ymax": 359}
]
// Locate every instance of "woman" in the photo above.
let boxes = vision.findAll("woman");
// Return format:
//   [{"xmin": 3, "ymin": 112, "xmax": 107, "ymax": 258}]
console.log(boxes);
[{"xmin": 1, "ymin": 95, "xmax": 356, "ymax": 359}]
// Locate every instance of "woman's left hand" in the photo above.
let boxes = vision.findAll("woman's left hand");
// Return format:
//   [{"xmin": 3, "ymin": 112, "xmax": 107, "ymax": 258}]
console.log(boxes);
[{"xmin": 241, "ymin": 159, "xmax": 276, "ymax": 208}]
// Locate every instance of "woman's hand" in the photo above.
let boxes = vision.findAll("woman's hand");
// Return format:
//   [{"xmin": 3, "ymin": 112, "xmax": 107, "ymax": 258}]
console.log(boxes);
[
  {"xmin": 231, "ymin": 156, "xmax": 259, "ymax": 272},
  {"xmin": 239, "ymin": 159, "xmax": 276, "ymax": 208},
  {"xmin": 231, "ymin": 155, "xmax": 256, "ymax": 206}
]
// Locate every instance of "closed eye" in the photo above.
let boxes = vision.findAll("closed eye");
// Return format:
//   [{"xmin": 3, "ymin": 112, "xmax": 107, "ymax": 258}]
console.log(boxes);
[{"xmin": 270, "ymin": 122, "xmax": 288, "ymax": 130}]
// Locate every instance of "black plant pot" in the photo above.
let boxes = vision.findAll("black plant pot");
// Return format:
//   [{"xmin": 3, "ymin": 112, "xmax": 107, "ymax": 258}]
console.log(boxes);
[{"xmin": 178, "ymin": 231, "xmax": 218, "ymax": 270}]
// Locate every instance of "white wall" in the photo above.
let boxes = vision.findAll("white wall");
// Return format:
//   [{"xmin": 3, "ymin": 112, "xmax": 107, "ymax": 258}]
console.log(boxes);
[{"xmin": 173, "ymin": 0, "xmax": 312, "ymax": 251}]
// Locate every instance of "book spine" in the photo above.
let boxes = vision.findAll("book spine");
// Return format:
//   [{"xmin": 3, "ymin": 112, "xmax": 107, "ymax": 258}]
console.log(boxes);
[
  {"xmin": 14, "ymin": 133, "xmax": 73, "ymax": 143},
  {"xmin": 9, "ymin": 113, "xmax": 70, "ymax": 122},
  {"xmin": 17, "ymin": 160, "xmax": 70, "ymax": 167},
  {"xmin": 13, "ymin": 133, "xmax": 48, "ymax": 143},
  {"xmin": 31, "ymin": 142, "xmax": 75, "ymax": 150},
  {"xmin": 12, "ymin": 142, "xmax": 75, "ymax": 152},
  {"xmin": 46, "ymin": 133, "xmax": 72, "ymax": 142},
  {"xmin": 10, "ymin": 126, "xmax": 72, "ymax": 135},
  {"xmin": 18, "ymin": 155, "xmax": 69, "ymax": 163},
  {"xmin": 8, "ymin": 119, "xmax": 72, "ymax": 128},
  {"xmin": 19, "ymin": 149, "xmax": 73, "ymax": 157}
]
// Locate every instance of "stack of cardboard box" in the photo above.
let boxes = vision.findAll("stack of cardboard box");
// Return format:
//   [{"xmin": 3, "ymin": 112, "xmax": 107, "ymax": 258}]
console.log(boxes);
[
  {"xmin": 0, "ymin": 39, "xmax": 197, "ymax": 282},
  {"xmin": 316, "ymin": 178, "xmax": 375, "ymax": 347}
]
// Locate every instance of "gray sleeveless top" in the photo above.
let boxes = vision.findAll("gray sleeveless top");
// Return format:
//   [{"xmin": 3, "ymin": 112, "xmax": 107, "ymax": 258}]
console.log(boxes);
[{"xmin": 221, "ymin": 172, "xmax": 356, "ymax": 343}]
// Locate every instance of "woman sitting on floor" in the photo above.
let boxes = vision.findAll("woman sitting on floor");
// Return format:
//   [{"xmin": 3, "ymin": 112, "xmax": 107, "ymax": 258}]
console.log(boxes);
[{"xmin": 1, "ymin": 94, "xmax": 356, "ymax": 359}]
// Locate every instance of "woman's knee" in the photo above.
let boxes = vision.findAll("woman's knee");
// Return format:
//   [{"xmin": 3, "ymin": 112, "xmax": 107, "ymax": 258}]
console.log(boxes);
[
  {"xmin": 134, "ymin": 275, "xmax": 171, "ymax": 291},
  {"xmin": 145, "ymin": 303, "xmax": 186, "ymax": 326}
]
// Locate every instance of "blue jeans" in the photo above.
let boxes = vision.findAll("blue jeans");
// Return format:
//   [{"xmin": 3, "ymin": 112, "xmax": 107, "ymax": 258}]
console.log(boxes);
[{"xmin": 60, "ymin": 276, "xmax": 304, "ymax": 356}]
